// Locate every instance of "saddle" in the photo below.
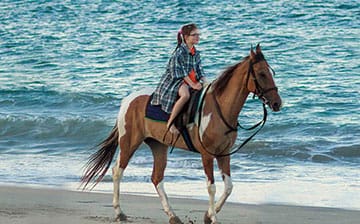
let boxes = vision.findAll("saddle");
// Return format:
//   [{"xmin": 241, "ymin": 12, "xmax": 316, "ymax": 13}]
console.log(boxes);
[{"xmin": 146, "ymin": 89, "xmax": 203, "ymax": 153}]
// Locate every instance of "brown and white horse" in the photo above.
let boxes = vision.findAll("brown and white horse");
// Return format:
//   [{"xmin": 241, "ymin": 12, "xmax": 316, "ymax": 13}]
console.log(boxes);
[{"xmin": 81, "ymin": 44, "xmax": 281, "ymax": 224}]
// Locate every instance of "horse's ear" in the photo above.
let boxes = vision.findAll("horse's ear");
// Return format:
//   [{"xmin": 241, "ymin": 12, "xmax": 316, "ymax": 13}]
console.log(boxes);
[
  {"xmin": 256, "ymin": 43, "xmax": 261, "ymax": 54},
  {"xmin": 250, "ymin": 45, "xmax": 256, "ymax": 59}
]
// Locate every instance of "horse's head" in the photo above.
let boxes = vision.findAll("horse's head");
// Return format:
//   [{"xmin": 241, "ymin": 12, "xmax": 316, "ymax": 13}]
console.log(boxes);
[{"xmin": 247, "ymin": 44, "xmax": 282, "ymax": 112}]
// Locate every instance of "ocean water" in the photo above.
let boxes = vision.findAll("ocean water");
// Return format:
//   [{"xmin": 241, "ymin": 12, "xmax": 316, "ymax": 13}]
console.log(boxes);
[{"xmin": 1, "ymin": 0, "xmax": 359, "ymax": 210}]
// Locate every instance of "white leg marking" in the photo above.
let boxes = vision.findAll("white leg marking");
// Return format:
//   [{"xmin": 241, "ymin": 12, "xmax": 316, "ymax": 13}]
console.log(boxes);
[
  {"xmin": 207, "ymin": 180, "xmax": 217, "ymax": 223},
  {"xmin": 117, "ymin": 88, "xmax": 154, "ymax": 138},
  {"xmin": 112, "ymin": 166, "xmax": 124, "ymax": 216},
  {"xmin": 156, "ymin": 181, "xmax": 176, "ymax": 218},
  {"xmin": 215, "ymin": 173, "xmax": 233, "ymax": 213}
]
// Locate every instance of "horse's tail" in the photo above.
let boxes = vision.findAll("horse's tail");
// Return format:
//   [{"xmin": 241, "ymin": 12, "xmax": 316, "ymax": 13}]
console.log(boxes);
[{"xmin": 80, "ymin": 122, "xmax": 119, "ymax": 190}]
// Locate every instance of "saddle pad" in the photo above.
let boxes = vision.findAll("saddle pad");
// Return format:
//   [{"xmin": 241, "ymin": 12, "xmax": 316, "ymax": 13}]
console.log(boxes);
[{"xmin": 145, "ymin": 95, "xmax": 170, "ymax": 122}]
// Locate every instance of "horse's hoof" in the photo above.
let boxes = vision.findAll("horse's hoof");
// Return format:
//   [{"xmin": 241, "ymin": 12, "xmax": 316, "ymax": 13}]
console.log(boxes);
[
  {"xmin": 169, "ymin": 215, "xmax": 183, "ymax": 224},
  {"xmin": 204, "ymin": 211, "xmax": 220, "ymax": 224},
  {"xmin": 115, "ymin": 212, "xmax": 127, "ymax": 222},
  {"xmin": 204, "ymin": 211, "xmax": 212, "ymax": 224}
]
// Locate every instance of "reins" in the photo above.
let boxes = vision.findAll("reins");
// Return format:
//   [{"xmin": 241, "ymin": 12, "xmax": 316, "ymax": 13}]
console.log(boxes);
[
  {"xmin": 211, "ymin": 92, "xmax": 238, "ymax": 135},
  {"xmin": 198, "ymin": 89, "xmax": 267, "ymax": 158},
  {"xmin": 197, "ymin": 59, "xmax": 274, "ymax": 158}
]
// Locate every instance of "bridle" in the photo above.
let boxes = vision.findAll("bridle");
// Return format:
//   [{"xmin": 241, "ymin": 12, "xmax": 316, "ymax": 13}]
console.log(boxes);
[
  {"xmin": 198, "ymin": 58, "xmax": 277, "ymax": 157},
  {"xmin": 246, "ymin": 59, "xmax": 278, "ymax": 104}
]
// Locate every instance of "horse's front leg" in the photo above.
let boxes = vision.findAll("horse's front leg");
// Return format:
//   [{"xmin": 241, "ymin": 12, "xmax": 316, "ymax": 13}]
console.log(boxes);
[
  {"xmin": 202, "ymin": 155, "xmax": 218, "ymax": 224},
  {"xmin": 215, "ymin": 156, "xmax": 233, "ymax": 213}
]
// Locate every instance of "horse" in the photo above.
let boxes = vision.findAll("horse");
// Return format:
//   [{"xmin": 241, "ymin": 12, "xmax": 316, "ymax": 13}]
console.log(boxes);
[{"xmin": 81, "ymin": 44, "xmax": 282, "ymax": 224}]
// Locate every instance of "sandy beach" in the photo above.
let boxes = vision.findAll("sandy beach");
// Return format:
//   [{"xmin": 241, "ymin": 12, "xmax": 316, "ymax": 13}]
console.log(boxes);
[{"xmin": 0, "ymin": 185, "xmax": 359, "ymax": 224}]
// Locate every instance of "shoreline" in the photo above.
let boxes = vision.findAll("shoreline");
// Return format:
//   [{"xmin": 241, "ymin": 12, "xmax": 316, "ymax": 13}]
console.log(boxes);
[{"xmin": 1, "ymin": 185, "xmax": 360, "ymax": 224}]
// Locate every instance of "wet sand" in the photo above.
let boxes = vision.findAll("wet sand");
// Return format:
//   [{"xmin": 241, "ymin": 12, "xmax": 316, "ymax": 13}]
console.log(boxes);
[{"xmin": 0, "ymin": 185, "xmax": 359, "ymax": 224}]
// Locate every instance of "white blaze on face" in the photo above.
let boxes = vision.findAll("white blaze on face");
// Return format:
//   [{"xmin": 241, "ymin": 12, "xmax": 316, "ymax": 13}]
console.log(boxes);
[{"xmin": 117, "ymin": 88, "xmax": 153, "ymax": 138}]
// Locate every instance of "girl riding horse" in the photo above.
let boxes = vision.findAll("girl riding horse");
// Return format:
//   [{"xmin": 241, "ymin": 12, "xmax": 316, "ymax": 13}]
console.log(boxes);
[{"xmin": 81, "ymin": 44, "xmax": 281, "ymax": 224}]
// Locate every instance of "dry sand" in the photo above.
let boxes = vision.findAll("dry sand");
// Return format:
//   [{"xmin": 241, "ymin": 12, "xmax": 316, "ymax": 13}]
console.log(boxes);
[{"xmin": 0, "ymin": 185, "xmax": 359, "ymax": 224}]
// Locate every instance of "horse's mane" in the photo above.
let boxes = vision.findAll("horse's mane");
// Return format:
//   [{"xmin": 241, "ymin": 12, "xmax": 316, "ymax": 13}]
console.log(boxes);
[
  {"xmin": 212, "ymin": 56, "xmax": 249, "ymax": 96},
  {"xmin": 212, "ymin": 51, "xmax": 265, "ymax": 96}
]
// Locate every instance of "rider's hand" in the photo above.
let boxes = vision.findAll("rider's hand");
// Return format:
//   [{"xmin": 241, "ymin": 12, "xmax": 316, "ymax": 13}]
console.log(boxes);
[{"xmin": 192, "ymin": 82, "xmax": 202, "ymax": 90}]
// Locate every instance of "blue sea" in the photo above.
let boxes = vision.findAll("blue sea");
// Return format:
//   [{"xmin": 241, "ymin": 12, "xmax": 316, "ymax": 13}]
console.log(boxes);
[{"xmin": 1, "ymin": 0, "xmax": 359, "ymax": 210}]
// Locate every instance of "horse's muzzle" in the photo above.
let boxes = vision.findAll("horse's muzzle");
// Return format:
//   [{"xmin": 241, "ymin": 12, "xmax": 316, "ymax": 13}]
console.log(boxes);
[
  {"xmin": 260, "ymin": 95, "xmax": 281, "ymax": 112},
  {"xmin": 258, "ymin": 87, "xmax": 281, "ymax": 112},
  {"xmin": 269, "ymin": 99, "xmax": 282, "ymax": 112},
  {"xmin": 271, "ymin": 101, "xmax": 281, "ymax": 112}
]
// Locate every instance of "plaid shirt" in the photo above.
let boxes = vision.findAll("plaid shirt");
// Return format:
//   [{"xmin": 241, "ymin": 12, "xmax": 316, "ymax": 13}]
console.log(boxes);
[{"xmin": 151, "ymin": 43, "xmax": 205, "ymax": 113}]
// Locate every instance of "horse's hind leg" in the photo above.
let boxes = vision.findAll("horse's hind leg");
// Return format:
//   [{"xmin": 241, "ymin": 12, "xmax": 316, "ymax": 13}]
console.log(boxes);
[
  {"xmin": 113, "ymin": 134, "xmax": 143, "ymax": 221},
  {"xmin": 145, "ymin": 139, "xmax": 183, "ymax": 224},
  {"xmin": 112, "ymin": 160, "xmax": 126, "ymax": 221}
]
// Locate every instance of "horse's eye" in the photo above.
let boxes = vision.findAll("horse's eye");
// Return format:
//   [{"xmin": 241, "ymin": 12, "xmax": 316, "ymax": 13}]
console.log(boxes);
[{"xmin": 258, "ymin": 72, "xmax": 266, "ymax": 78}]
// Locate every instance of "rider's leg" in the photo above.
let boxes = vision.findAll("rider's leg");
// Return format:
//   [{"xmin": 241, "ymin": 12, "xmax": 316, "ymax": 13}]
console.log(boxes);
[{"xmin": 167, "ymin": 83, "xmax": 190, "ymax": 133}]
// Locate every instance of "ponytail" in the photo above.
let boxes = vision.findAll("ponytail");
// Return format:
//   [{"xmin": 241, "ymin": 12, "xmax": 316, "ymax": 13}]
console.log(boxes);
[{"xmin": 174, "ymin": 29, "xmax": 183, "ymax": 52}]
